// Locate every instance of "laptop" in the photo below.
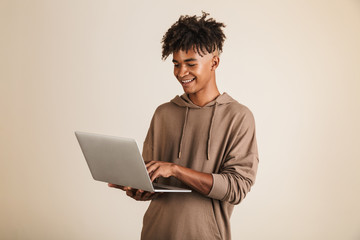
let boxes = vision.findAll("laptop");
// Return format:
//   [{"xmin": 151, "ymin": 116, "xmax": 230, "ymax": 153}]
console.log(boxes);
[{"xmin": 75, "ymin": 131, "xmax": 191, "ymax": 193}]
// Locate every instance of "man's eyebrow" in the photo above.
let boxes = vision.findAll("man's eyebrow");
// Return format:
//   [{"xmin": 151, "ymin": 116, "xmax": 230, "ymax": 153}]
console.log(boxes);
[
  {"xmin": 184, "ymin": 58, "xmax": 197, "ymax": 62},
  {"xmin": 172, "ymin": 58, "xmax": 198, "ymax": 63}
]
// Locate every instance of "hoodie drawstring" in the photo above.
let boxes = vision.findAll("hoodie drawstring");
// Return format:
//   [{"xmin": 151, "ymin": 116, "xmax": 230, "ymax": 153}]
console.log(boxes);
[
  {"xmin": 178, "ymin": 106, "xmax": 189, "ymax": 159},
  {"xmin": 178, "ymin": 103, "xmax": 217, "ymax": 161},
  {"xmin": 207, "ymin": 102, "xmax": 217, "ymax": 160}
]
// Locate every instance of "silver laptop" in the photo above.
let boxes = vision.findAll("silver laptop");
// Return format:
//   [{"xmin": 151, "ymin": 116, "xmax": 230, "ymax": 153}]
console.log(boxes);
[{"xmin": 75, "ymin": 131, "xmax": 191, "ymax": 193}]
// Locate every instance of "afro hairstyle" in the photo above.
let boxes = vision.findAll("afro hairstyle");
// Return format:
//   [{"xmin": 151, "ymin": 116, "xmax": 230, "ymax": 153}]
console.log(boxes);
[{"xmin": 161, "ymin": 12, "xmax": 226, "ymax": 60}]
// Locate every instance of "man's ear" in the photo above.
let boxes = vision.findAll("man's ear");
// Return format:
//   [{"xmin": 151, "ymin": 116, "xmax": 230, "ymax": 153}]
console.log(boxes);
[{"xmin": 211, "ymin": 55, "xmax": 220, "ymax": 70}]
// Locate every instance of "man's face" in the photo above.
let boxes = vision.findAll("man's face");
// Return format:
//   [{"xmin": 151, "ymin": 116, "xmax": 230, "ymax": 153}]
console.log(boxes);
[{"xmin": 172, "ymin": 48, "xmax": 218, "ymax": 95}]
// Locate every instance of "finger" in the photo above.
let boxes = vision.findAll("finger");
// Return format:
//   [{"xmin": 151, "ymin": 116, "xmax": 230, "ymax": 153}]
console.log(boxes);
[
  {"xmin": 141, "ymin": 191, "xmax": 161, "ymax": 201},
  {"xmin": 150, "ymin": 168, "xmax": 162, "ymax": 182},
  {"xmin": 108, "ymin": 183, "xmax": 125, "ymax": 190},
  {"xmin": 135, "ymin": 189, "xmax": 144, "ymax": 200},
  {"xmin": 145, "ymin": 161, "xmax": 158, "ymax": 168},
  {"xmin": 145, "ymin": 161, "xmax": 155, "ymax": 166},
  {"xmin": 124, "ymin": 186, "xmax": 133, "ymax": 191},
  {"xmin": 126, "ymin": 189, "xmax": 134, "ymax": 198},
  {"xmin": 145, "ymin": 160, "xmax": 153, "ymax": 165},
  {"xmin": 131, "ymin": 188, "xmax": 138, "ymax": 196},
  {"xmin": 147, "ymin": 163, "xmax": 160, "ymax": 176},
  {"xmin": 142, "ymin": 191, "xmax": 155, "ymax": 200}
]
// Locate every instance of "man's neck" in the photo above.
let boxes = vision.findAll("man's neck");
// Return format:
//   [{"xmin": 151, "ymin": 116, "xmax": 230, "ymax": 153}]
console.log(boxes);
[{"xmin": 188, "ymin": 89, "xmax": 220, "ymax": 107}]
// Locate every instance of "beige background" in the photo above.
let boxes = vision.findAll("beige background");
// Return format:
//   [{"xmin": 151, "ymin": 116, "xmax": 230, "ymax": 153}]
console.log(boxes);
[{"xmin": 1, "ymin": 0, "xmax": 360, "ymax": 239}]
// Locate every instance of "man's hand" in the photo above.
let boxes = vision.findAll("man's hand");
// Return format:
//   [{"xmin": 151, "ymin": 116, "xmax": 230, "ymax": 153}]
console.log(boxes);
[
  {"xmin": 108, "ymin": 183, "xmax": 161, "ymax": 201},
  {"xmin": 146, "ymin": 161, "xmax": 176, "ymax": 182},
  {"xmin": 109, "ymin": 160, "xmax": 213, "ymax": 198},
  {"xmin": 146, "ymin": 161, "xmax": 213, "ymax": 195}
]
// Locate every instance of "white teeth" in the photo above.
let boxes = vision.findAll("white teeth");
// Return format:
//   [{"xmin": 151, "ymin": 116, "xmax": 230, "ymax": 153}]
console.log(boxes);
[{"xmin": 182, "ymin": 78, "xmax": 195, "ymax": 83}]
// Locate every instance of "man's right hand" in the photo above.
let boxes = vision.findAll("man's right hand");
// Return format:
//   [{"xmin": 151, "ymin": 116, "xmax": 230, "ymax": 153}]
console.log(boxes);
[{"xmin": 108, "ymin": 183, "xmax": 161, "ymax": 201}]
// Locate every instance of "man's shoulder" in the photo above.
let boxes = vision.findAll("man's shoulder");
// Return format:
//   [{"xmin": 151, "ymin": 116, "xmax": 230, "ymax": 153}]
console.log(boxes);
[
  {"xmin": 224, "ymin": 98, "xmax": 254, "ymax": 118},
  {"xmin": 153, "ymin": 101, "xmax": 179, "ymax": 116},
  {"xmin": 220, "ymin": 99, "xmax": 256, "ymax": 132}
]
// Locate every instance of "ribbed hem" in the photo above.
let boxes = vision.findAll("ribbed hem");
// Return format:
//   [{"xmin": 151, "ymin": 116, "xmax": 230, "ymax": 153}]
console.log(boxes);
[{"xmin": 207, "ymin": 174, "xmax": 227, "ymax": 200}]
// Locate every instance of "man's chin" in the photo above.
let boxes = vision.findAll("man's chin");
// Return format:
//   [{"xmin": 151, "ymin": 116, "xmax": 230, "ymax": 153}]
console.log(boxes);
[{"xmin": 183, "ymin": 89, "xmax": 194, "ymax": 94}]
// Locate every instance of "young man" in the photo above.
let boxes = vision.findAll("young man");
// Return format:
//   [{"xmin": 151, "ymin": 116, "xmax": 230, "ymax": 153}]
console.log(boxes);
[{"xmin": 109, "ymin": 12, "xmax": 259, "ymax": 240}]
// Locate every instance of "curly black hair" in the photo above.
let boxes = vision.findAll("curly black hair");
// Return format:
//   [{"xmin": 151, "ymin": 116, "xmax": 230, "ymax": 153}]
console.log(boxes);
[{"xmin": 161, "ymin": 12, "xmax": 226, "ymax": 60}]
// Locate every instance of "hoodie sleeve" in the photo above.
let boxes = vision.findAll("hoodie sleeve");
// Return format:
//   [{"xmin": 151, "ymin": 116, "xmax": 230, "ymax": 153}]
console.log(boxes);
[
  {"xmin": 142, "ymin": 112, "xmax": 155, "ymax": 162},
  {"xmin": 207, "ymin": 109, "xmax": 259, "ymax": 205}
]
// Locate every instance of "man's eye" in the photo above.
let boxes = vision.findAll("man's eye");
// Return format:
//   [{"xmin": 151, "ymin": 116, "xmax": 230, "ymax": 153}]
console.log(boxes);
[
  {"xmin": 188, "ymin": 64, "xmax": 196, "ymax": 67},
  {"xmin": 174, "ymin": 64, "xmax": 179, "ymax": 68}
]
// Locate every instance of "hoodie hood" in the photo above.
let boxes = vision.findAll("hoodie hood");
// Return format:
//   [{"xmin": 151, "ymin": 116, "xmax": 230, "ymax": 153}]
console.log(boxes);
[
  {"xmin": 170, "ymin": 92, "xmax": 235, "ymax": 160},
  {"xmin": 170, "ymin": 92, "xmax": 235, "ymax": 108}
]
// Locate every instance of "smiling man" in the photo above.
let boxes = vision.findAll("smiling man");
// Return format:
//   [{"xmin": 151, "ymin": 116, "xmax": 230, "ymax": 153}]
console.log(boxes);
[{"xmin": 109, "ymin": 12, "xmax": 259, "ymax": 240}]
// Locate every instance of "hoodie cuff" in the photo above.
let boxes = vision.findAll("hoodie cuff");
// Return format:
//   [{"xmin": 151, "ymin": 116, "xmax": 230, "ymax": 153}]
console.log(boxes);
[{"xmin": 207, "ymin": 174, "xmax": 227, "ymax": 200}]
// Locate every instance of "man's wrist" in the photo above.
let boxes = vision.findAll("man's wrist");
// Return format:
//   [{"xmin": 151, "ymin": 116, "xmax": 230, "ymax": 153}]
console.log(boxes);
[{"xmin": 172, "ymin": 163, "xmax": 181, "ymax": 179}]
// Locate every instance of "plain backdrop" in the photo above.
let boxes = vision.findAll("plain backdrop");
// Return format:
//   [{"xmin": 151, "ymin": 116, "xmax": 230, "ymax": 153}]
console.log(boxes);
[{"xmin": 1, "ymin": 0, "xmax": 360, "ymax": 239}]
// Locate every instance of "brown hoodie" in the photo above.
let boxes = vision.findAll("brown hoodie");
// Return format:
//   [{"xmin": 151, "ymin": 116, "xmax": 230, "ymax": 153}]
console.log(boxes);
[{"xmin": 141, "ymin": 92, "xmax": 259, "ymax": 240}]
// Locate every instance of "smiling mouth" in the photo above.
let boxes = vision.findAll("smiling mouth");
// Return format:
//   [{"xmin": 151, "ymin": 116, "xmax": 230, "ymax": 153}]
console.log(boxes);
[{"xmin": 181, "ymin": 77, "xmax": 195, "ymax": 84}]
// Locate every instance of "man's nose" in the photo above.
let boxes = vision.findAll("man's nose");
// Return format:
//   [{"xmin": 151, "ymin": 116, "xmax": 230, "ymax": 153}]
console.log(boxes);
[{"xmin": 178, "ymin": 65, "xmax": 189, "ymax": 78}]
